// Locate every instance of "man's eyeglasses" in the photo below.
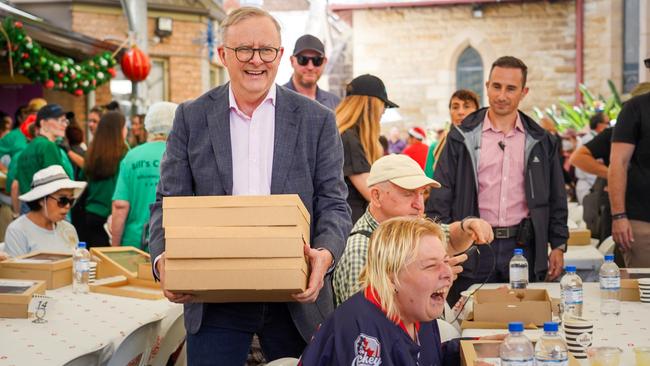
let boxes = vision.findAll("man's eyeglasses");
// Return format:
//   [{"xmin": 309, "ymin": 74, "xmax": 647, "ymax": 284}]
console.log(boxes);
[
  {"xmin": 296, "ymin": 55, "xmax": 324, "ymax": 67},
  {"xmin": 225, "ymin": 46, "xmax": 280, "ymax": 63},
  {"xmin": 47, "ymin": 196, "xmax": 75, "ymax": 208}
]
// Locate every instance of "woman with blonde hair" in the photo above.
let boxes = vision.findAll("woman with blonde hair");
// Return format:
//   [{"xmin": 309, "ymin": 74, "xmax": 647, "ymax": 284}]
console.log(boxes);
[
  {"xmin": 300, "ymin": 216, "xmax": 461, "ymax": 365},
  {"xmin": 337, "ymin": 74, "xmax": 398, "ymax": 223}
]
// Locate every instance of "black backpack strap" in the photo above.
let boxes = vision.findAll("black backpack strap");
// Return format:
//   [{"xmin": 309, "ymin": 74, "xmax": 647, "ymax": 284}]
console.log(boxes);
[{"xmin": 348, "ymin": 230, "xmax": 373, "ymax": 238}]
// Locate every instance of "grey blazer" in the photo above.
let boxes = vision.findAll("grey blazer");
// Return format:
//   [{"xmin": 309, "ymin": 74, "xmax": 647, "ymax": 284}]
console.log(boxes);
[{"xmin": 148, "ymin": 83, "xmax": 352, "ymax": 340}]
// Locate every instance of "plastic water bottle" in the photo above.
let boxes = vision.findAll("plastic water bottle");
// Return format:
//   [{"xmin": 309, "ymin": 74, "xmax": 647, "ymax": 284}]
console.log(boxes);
[
  {"xmin": 599, "ymin": 254, "xmax": 621, "ymax": 316},
  {"xmin": 500, "ymin": 322, "xmax": 534, "ymax": 366},
  {"xmin": 73, "ymin": 242, "xmax": 90, "ymax": 294},
  {"xmin": 509, "ymin": 248, "xmax": 529, "ymax": 289},
  {"xmin": 560, "ymin": 266, "xmax": 583, "ymax": 319},
  {"xmin": 535, "ymin": 322, "xmax": 569, "ymax": 366}
]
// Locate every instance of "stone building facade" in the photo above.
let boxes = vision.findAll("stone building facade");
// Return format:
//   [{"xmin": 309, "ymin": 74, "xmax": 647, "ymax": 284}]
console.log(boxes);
[{"xmin": 331, "ymin": 0, "xmax": 650, "ymax": 131}]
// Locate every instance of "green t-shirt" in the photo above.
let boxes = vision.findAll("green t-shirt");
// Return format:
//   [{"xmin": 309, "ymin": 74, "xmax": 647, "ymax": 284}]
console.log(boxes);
[
  {"xmin": 0, "ymin": 129, "xmax": 28, "ymax": 160},
  {"xmin": 85, "ymin": 171, "xmax": 119, "ymax": 219},
  {"xmin": 112, "ymin": 142, "xmax": 165, "ymax": 249},
  {"xmin": 15, "ymin": 136, "xmax": 73, "ymax": 194},
  {"xmin": 6, "ymin": 150, "xmax": 22, "ymax": 192}
]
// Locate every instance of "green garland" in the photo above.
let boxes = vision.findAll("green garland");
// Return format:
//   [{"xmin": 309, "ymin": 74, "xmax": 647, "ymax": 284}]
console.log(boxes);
[{"xmin": 0, "ymin": 17, "xmax": 117, "ymax": 96}]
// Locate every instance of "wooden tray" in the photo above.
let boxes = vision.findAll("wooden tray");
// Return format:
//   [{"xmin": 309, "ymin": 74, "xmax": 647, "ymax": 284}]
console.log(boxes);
[
  {"xmin": 90, "ymin": 247, "xmax": 151, "ymax": 279},
  {"xmin": 0, "ymin": 279, "xmax": 46, "ymax": 318},
  {"xmin": 89, "ymin": 276, "xmax": 164, "ymax": 300}
]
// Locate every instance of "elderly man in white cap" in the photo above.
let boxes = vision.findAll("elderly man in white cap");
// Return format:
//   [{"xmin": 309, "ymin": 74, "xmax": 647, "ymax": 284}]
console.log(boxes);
[
  {"xmin": 5, "ymin": 165, "xmax": 86, "ymax": 257},
  {"xmin": 333, "ymin": 154, "xmax": 493, "ymax": 306},
  {"xmin": 110, "ymin": 102, "xmax": 178, "ymax": 249}
]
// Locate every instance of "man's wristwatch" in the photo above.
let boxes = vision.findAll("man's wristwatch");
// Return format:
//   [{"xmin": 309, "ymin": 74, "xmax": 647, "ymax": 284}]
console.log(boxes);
[{"xmin": 460, "ymin": 216, "xmax": 477, "ymax": 232}]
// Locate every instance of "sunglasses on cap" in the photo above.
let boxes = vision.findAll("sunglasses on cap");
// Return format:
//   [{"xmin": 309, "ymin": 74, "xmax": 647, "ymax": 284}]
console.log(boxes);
[
  {"xmin": 47, "ymin": 195, "xmax": 76, "ymax": 208},
  {"xmin": 296, "ymin": 55, "xmax": 324, "ymax": 67}
]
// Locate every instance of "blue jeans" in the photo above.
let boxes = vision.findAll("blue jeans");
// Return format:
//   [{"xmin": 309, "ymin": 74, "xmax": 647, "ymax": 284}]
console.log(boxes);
[{"xmin": 186, "ymin": 302, "xmax": 306, "ymax": 365}]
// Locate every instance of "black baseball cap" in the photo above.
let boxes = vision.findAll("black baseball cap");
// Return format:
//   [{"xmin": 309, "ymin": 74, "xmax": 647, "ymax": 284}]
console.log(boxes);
[
  {"xmin": 35, "ymin": 104, "xmax": 65, "ymax": 127},
  {"xmin": 346, "ymin": 74, "xmax": 399, "ymax": 108},
  {"xmin": 292, "ymin": 34, "xmax": 325, "ymax": 56}
]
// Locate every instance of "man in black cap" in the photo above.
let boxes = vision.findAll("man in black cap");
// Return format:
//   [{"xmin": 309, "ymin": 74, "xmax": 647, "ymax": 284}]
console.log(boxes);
[
  {"xmin": 608, "ymin": 56, "xmax": 650, "ymax": 267},
  {"xmin": 284, "ymin": 34, "xmax": 340, "ymax": 110}
]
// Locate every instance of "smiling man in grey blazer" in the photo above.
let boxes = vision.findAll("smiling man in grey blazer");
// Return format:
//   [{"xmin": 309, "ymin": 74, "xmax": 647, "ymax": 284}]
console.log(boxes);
[{"xmin": 148, "ymin": 7, "xmax": 352, "ymax": 365}]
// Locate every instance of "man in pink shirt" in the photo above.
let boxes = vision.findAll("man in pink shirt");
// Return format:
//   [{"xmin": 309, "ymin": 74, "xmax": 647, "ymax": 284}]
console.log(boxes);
[
  {"xmin": 148, "ymin": 7, "xmax": 352, "ymax": 365},
  {"xmin": 426, "ymin": 56, "xmax": 568, "ymax": 306}
]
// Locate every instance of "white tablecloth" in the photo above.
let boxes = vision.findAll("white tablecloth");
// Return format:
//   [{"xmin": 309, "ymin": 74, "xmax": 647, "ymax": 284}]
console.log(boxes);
[
  {"xmin": 0, "ymin": 285, "xmax": 182, "ymax": 366},
  {"xmin": 462, "ymin": 282, "xmax": 650, "ymax": 365}
]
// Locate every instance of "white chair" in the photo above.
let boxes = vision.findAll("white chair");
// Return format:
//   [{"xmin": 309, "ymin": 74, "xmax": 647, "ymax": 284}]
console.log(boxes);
[
  {"xmin": 266, "ymin": 358, "xmax": 300, "ymax": 366},
  {"xmin": 62, "ymin": 343, "xmax": 110, "ymax": 366},
  {"xmin": 437, "ymin": 319, "xmax": 461, "ymax": 342},
  {"xmin": 150, "ymin": 313, "xmax": 185, "ymax": 366},
  {"xmin": 106, "ymin": 318, "xmax": 162, "ymax": 366},
  {"xmin": 598, "ymin": 236, "xmax": 616, "ymax": 256}
]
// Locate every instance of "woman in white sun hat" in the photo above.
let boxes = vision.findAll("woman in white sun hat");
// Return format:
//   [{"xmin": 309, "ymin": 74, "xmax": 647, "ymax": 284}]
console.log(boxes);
[{"xmin": 4, "ymin": 165, "xmax": 86, "ymax": 257}]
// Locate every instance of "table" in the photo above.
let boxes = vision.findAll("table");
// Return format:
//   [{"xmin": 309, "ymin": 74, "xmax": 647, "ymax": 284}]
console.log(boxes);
[
  {"xmin": 0, "ymin": 285, "xmax": 182, "ymax": 365},
  {"xmin": 462, "ymin": 282, "xmax": 650, "ymax": 365}
]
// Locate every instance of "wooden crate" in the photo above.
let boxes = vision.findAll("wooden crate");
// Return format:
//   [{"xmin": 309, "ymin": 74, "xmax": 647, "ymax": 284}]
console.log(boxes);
[
  {"xmin": 0, "ymin": 279, "xmax": 46, "ymax": 318},
  {"xmin": 0, "ymin": 252, "xmax": 72, "ymax": 289},
  {"xmin": 90, "ymin": 247, "xmax": 151, "ymax": 279}
]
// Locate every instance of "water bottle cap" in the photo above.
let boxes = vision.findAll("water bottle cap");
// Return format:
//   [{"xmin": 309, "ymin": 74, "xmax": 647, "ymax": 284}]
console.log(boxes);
[
  {"xmin": 513, "ymin": 248, "xmax": 523, "ymax": 255},
  {"xmin": 565, "ymin": 265, "xmax": 576, "ymax": 272},
  {"xmin": 543, "ymin": 322, "xmax": 559, "ymax": 332},
  {"xmin": 78, "ymin": 242, "xmax": 87, "ymax": 249},
  {"xmin": 508, "ymin": 322, "xmax": 524, "ymax": 332},
  {"xmin": 605, "ymin": 254, "xmax": 614, "ymax": 261}
]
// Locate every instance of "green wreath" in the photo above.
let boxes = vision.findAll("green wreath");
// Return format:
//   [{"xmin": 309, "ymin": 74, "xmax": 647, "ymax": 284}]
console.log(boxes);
[{"xmin": 0, "ymin": 17, "xmax": 117, "ymax": 96}]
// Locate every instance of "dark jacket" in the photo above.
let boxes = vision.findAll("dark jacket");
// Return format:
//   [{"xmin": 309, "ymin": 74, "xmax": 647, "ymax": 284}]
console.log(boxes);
[
  {"xmin": 149, "ymin": 83, "xmax": 352, "ymax": 340},
  {"xmin": 426, "ymin": 108, "xmax": 568, "ymax": 279}
]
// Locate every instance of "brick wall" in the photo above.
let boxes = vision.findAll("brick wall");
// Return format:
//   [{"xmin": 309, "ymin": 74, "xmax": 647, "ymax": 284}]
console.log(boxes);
[
  {"xmin": 71, "ymin": 7, "xmax": 209, "ymax": 105},
  {"xmin": 346, "ymin": 0, "xmax": 624, "ymax": 132}
]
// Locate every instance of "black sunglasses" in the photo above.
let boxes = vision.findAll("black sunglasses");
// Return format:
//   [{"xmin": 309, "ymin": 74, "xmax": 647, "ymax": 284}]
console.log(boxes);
[
  {"xmin": 296, "ymin": 55, "xmax": 324, "ymax": 67},
  {"xmin": 47, "ymin": 195, "xmax": 76, "ymax": 208}
]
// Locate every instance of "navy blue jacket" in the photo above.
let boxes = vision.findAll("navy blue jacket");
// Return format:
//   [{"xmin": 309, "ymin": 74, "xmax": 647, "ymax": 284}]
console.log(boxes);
[{"xmin": 299, "ymin": 291, "xmax": 461, "ymax": 366}]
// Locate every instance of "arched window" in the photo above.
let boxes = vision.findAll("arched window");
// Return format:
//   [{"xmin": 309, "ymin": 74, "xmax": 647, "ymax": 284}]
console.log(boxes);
[{"xmin": 456, "ymin": 47, "xmax": 484, "ymax": 105}]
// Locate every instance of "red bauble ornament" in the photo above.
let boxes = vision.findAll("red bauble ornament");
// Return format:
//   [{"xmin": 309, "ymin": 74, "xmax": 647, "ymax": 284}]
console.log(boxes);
[
  {"xmin": 107, "ymin": 68, "xmax": 117, "ymax": 78},
  {"xmin": 74, "ymin": 89, "xmax": 83, "ymax": 97},
  {"xmin": 58, "ymin": 72, "xmax": 64, "ymax": 79},
  {"xmin": 120, "ymin": 46, "xmax": 151, "ymax": 82},
  {"xmin": 44, "ymin": 80, "xmax": 54, "ymax": 89},
  {"xmin": 14, "ymin": 21, "xmax": 23, "ymax": 29},
  {"xmin": 22, "ymin": 53, "xmax": 29, "ymax": 59},
  {"xmin": 120, "ymin": 47, "xmax": 151, "ymax": 82}
]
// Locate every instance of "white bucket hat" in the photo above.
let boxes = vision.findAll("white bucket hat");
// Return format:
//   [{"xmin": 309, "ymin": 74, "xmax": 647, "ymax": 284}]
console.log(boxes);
[{"xmin": 19, "ymin": 165, "xmax": 87, "ymax": 202}]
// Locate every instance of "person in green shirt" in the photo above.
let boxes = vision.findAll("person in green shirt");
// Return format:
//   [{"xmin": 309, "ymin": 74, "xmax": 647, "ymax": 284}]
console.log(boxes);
[
  {"xmin": 13, "ymin": 104, "xmax": 75, "ymax": 214},
  {"xmin": 81, "ymin": 111, "xmax": 129, "ymax": 248},
  {"xmin": 423, "ymin": 90, "xmax": 480, "ymax": 178},
  {"xmin": 112, "ymin": 102, "xmax": 178, "ymax": 250}
]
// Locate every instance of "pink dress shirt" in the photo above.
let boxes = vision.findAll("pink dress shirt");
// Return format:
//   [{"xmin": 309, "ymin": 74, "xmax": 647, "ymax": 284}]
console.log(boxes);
[
  {"xmin": 477, "ymin": 113, "xmax": 529, "ymax": 227},
  {"xmin": 229, "ymin": 84, "xmax": 276, "ymax": 196}
]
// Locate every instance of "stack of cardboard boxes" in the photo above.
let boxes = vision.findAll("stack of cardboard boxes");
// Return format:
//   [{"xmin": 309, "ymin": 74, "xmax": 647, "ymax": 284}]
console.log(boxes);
[{"xmin": 162, "ymin": 195, "xmax": 310, "ymax": 302}]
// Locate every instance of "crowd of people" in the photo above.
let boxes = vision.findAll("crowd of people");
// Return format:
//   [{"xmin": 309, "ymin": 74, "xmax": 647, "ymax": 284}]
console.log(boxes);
[
  {"xmin": 0, "ymin": 96, "xmax": 178, "ymax": 258},
  {"xmin": 2, "ymin": 5, "xmax": 649, "ymax": 366}
]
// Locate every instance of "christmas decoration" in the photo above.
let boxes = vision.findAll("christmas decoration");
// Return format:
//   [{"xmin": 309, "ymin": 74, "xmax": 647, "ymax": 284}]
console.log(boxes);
[
  {"xmin": 0, "ymin": 17, "xmax": 117, "ymax": 96},
  {"xmin": 120, "ymin": 46, "xmax": 151, "ymax": 82}
]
